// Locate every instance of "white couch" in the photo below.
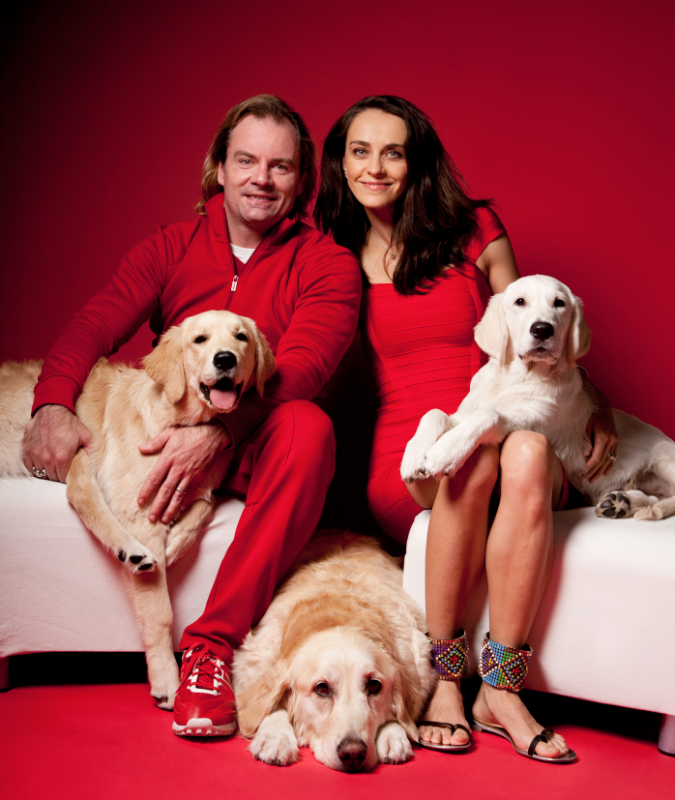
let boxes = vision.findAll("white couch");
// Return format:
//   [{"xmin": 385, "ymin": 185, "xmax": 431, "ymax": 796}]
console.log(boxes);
[
  {"xmin": 1, "ymin": 478, "xmax": 673, "ymax": 754},
  {"xmin": 0, "ymin": 478, "xmax": 243, "ymax": 684}
]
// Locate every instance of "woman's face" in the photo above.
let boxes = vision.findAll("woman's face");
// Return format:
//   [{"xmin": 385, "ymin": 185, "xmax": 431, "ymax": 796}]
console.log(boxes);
[{"xmin": 342, "ymin": 109, "xmax": 408, "ymax": 215}]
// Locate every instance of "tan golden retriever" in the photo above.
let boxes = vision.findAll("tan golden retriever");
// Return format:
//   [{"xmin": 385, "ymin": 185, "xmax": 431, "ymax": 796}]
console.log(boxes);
[
  {"xmin": 0, "ymin": 310, "xmax": 275, "ymax": 707},
  {"xmin": 401, "ymin": 274, "xmax": 675, "ymax": 519},
  {"xmin": 232, "ymin": 532, "xmax": 436, "ymax": 771}
]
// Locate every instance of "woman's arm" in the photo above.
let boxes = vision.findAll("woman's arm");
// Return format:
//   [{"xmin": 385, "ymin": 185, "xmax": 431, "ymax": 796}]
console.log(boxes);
[
  {"xmin": 579, "ymin": 373, "xmax": 619, "ymax": 481},
  {"xmin": 475, "ymin": 234, "xmax": 520, "ymax": 293}
]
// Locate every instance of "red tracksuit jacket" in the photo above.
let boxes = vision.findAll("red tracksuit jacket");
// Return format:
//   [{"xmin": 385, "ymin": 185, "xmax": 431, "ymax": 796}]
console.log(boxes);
[{"xmin": 32, "ymin": 194, "xmax": 363, "ymax": 445}]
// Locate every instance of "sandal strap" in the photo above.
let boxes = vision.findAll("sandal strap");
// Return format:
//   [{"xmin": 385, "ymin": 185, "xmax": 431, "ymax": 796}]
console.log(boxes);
[
  {"xmin": 477, "ymin": 632, "xmax": 533, "ymax": 692},
  {"xmin": 528, "ymin": 728, "xmax": 554, "ymax": 757},
  {"xmin": 429, "ymin": 630, "xmax": 469, "ymax": 681}
]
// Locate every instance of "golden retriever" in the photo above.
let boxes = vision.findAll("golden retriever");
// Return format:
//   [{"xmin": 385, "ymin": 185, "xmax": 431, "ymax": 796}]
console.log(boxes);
[
  {"xmin": 0, "ymin": 310, "xmax": 275, "ymax": 707},
  {"xmin": 232, "ymin": 532, "xmax": 436, "ymax": 771},
  {"xmin": 401, "ymin": 274, "xmax": 675, "ymax": 519}
]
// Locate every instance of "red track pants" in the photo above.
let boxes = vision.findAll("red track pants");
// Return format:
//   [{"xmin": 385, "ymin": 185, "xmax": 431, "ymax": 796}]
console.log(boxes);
[{"xmin": 179, "ymin": 400, "xmax": 335, "ymax": 666}]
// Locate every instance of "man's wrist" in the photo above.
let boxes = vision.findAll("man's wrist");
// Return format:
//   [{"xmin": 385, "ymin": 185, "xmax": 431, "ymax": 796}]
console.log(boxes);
[{"xmin": 208, "ymin": 418, "xmax": 233, "ymax": 451}]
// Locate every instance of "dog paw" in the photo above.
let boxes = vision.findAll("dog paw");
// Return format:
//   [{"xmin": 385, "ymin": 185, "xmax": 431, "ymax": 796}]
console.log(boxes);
[
  {"xmin": 117, "ymin": 546, "xmax": 157, "ymax": 574},
  {"xmin": 595, "ymin": 492, "xmax": 631, "ymax": 519},
  {"xmin": 400, "ymin": 446, "xmax": 429, "ymax": 483},
  {"xmin": 150, "ymin": 674, "xmax": 179, "ymax": 710},
  {"xmin": 421, "ymin": 447, "xmax": 461, "ymax": 480},
  {"xmin": 376, "ymin": 722, "xmax": 413, "ymax": 764},
  {"xmin": 249, "ymin": 712, "xmax": 299, "ymax": 766}
]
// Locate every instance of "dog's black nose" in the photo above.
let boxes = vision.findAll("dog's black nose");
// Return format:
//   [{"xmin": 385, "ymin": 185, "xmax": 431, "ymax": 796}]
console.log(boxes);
[
  {"xmin": 213, "ymin": 350, "xmax": 237, "ymax": 371},
  {"xmin": 530, "ymin": 321, "xmax": 555, "ymax": 340},
  {"xmin": 337, "ymin": 737, "xmax": 367, "ymax": 771}
]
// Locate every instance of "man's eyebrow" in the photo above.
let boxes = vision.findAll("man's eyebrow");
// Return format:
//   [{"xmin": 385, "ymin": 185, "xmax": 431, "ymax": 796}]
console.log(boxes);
[{"xmin": 232, "ymin": 149, "xmax": 295, "ymax": 164}]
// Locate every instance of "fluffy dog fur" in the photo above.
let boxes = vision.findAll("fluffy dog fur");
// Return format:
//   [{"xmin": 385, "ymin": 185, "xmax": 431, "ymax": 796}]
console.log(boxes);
[
  {"xmin": 401, "ymin": 274, "xmax": 675, "ymax": 520},
  {"xmin": 232, "ymin": 532, "xmax": 436, "ymax": 771},
  {"xmin": 0, "ymin": 310, "xmax": 275, "ymax": 707}
]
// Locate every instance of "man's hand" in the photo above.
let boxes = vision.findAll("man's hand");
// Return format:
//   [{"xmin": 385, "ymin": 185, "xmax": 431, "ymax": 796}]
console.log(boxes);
[
  {"xmin": 581, "ymin": 378, "xmax": 618, "ymax": 483},
  {"xmin": 23, "ymin": 404, "xmax": 92, "ymax": 483},
  {"xmin": 137, "ymin": 422, "xmax": 232, "ymax": 524}
]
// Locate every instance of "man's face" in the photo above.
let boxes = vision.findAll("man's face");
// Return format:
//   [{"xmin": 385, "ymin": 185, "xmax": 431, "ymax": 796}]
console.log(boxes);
[{"xmin": 217, "ymin": 115, "xmax": 302, "ymax": 246}]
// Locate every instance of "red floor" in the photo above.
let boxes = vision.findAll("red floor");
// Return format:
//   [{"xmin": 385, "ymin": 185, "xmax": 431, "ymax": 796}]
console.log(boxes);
[{"xmin": 1, "ymin": 655, "xmax": 671, "ymax": 800}]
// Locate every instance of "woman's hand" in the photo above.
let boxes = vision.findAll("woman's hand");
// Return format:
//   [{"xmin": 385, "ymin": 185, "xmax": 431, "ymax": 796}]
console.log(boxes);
[
  {"xmin": 137, "ymin": 421, "xmax": 232, "ymax": 524},
  {"xmin": 580, "ymin": 376, "xmax": 618, "ymax": 482}
]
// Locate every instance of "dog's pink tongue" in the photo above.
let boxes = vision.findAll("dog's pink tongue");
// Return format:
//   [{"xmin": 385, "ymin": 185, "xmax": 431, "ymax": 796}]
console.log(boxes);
[{"xmin": 210, "ymin": 388, "xmax": 237, "ymax": 411}]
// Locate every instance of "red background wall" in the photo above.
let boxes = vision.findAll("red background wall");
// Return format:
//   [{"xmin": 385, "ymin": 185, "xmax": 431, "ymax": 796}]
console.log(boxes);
[{"xmin": 1, "ymin": 0, "xmax": 674, "ymax": 437}]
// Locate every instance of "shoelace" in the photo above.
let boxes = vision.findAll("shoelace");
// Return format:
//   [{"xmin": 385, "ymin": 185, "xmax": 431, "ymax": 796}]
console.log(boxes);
[{"xmin": 186, "ymin": 651, "xmax": 229, "ymax": 696}]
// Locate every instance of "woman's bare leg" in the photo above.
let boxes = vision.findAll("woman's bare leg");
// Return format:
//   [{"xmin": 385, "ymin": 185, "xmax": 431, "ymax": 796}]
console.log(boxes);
[
  {"xmin": 472, "ymin": 431, "xmax": 570, "ymax": 758},
  {"xmin": 410, "ymin": 446, "xmax": 499, "ymax": 747}
]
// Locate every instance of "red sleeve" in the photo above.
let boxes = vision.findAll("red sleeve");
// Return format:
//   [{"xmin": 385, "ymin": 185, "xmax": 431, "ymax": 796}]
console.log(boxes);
[
  {"xmin": 465, "ymin": 206, "xmax": 506, "ymax": 264},
  {"xmin": 220, "ymin": 239, "xmax": 362, "ymax": 447},
  {"xmin": 31, "ymin": 227, "xmax": 172, "ymax": 415}
]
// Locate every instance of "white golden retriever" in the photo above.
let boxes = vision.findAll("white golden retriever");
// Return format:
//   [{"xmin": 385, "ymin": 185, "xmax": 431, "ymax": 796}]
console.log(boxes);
[
  {"xmin": 232, "ymin": 533, "xmax": 436, "ymax": 771},
  {"xmin": 401, "ymin": 274, "xmax": 675, "ymax": 520},
  {"xmin": 0, "ymin": 310, "xmax": 275, "ymax": 706}
]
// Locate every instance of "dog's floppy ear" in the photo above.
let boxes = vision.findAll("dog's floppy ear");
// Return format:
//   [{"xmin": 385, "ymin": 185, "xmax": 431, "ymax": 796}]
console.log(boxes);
[
  {"xmin": 143, "ymin": 325, "xmax": 187, "ymax": 404},
  {"xmin": 236, "ymin": 665, "xmax": 290, "ymax": 738},
  {"xmin": 391, "ymin": 665, "xmax": 423, "ymax": 742},
  {"xmin": 474, "ymin": 292, "xmax": 509, "ymax": 365},
  {"xmin": 566, "ymin": 294, "xmax": 591, "ymax": 366},
  {"xmin": 250, "ymin": 321, "xmax": 276, "ymax": 397}
]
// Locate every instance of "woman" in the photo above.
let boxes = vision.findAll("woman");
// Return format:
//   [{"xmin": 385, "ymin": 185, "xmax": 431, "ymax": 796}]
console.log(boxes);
[{"xmin": 315, "ymin": 96, "xmax": 617, "ymax": 762}]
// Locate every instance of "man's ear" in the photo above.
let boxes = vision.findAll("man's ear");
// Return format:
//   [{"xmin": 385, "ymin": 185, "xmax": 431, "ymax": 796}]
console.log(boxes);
[
  {"xmin": 474, "ymin": 293, "xmax": 509, "ymax": 365},
  {"xmin": 566, "ymin": 294, "xmax": 591, "ymax": 366},
  {"xmin": 143, "ymin": 325, "xmax": 187, "ymax": 404}
]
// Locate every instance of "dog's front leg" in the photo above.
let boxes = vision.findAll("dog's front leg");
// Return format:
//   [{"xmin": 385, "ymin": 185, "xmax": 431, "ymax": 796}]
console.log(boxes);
[
  {"xmin": 124, "ymin": 565, "xmax": 180, "ymax": 710},
  {"xmin": 249, "ymin": 709, "xmax": 300, "ymax": 766},
  {"xmin": 422, "ymin": 407, "xmax": 507, "ymax": 479},
  {"xmin": 401, "ymin": 409, "xmax": 455, "ymax": 482},
  {"xmin": 66, "ymin": 450, "xmax": 158, "ymax": 574},
  {"xmin": 376, "ymin": 721, "xmax": 413, "ymax": 764}
]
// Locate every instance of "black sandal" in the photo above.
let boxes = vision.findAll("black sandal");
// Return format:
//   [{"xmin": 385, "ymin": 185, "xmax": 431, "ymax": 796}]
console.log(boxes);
[{"xmin": 417, "ymin": 631, "xmax": 473, "ymax": 753}]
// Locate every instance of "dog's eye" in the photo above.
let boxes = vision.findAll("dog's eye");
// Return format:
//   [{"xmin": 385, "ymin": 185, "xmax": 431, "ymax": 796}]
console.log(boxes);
[
  {"xmin": 366, "ymin": 679, "xmax": 382, "ymax": 696},
  {"xmin": 554, "ymin": 298, "xmax": 566, "ymax": 308},
  {"xmin": 514, "ymin": 298, "xmax": 526, "ymax": 306},
  {"xmin": 314, "ymin": 682, "xmax": 331, "ymax": 697},
  {"xmin": 193, "ymin": 335, "xmax": 207, "ymax": 344},
  {"xmin": 236, "ymin": 332, "xmax": 248, "ymax": 342}
]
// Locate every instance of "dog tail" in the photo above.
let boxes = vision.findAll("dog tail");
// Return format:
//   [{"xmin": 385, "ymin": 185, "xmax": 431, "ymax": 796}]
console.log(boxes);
[{"xmin": 0, "ymin": 360, "xmax": 42, "ymax": 478}]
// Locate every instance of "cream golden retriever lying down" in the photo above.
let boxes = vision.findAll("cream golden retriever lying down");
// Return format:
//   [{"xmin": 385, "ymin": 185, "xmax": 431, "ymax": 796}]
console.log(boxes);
[
  {"xmin": 0, "ymin": 310, "xmax": 275, "ymax": 708},
  {"xmin": 401, "ymin": 274, "xmax": 675, "ymax": 520},
  {"xmin": 232, "ymin": 533, "xmax": 436, "ymax": 771}
]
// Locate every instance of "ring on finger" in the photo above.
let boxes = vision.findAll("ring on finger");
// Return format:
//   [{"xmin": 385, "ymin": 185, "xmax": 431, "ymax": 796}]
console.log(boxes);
[
  {"xmin": 174, "ymin": 484, "xmax": 187, "ymax": 494},
  {"xmin": 608, "ymin": 452, "xmax": 617, "ymax": 462},
  {"xmin": 32, "ymin": 466, "xmax": 48, "ymax": 479}
]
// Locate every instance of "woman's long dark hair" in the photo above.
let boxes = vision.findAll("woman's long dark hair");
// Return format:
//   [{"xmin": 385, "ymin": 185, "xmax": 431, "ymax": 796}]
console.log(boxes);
[{"xmin": 314, "ymin": 96, "xmax": 489, "ymax": 295}]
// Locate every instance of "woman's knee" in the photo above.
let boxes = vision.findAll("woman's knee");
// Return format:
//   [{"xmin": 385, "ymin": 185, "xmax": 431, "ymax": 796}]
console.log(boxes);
[{"xmin": 500, "ymin": 431, "xmax": 556, "ymax": 498}]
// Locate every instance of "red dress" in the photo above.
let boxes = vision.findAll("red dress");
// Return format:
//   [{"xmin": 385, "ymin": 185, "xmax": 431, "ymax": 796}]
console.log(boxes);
[{"xmin": 362, "ymin": 207, "xmax": 506, "ymax": 542}]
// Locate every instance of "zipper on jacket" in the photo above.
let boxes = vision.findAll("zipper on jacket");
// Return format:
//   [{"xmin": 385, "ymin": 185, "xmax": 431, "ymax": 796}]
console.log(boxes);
[{"xmin": 225, "ymin": 262, "xmax": 243, "ymax": 310}]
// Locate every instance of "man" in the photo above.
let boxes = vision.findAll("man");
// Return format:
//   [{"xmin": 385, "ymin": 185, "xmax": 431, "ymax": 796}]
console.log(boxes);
[{"xmin": 23, "ymin": 95, "xmax": 362, "ymax": 737}]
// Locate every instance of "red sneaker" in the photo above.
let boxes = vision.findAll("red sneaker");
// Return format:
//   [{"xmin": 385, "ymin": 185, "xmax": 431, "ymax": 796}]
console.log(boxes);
[{"xmin": 172, "ymin": 644, "xmax": 237, "ymax": 737}]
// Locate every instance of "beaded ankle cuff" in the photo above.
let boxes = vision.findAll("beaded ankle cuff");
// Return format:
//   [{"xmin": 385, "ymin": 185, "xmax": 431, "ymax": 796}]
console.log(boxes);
[
  {"xmin": 430, "ymin": 630, "xmax": 469, "ymax": 681},
  {"xmin": 478, "ymin": 633, "xmax": 532, "ymax": 692}
]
